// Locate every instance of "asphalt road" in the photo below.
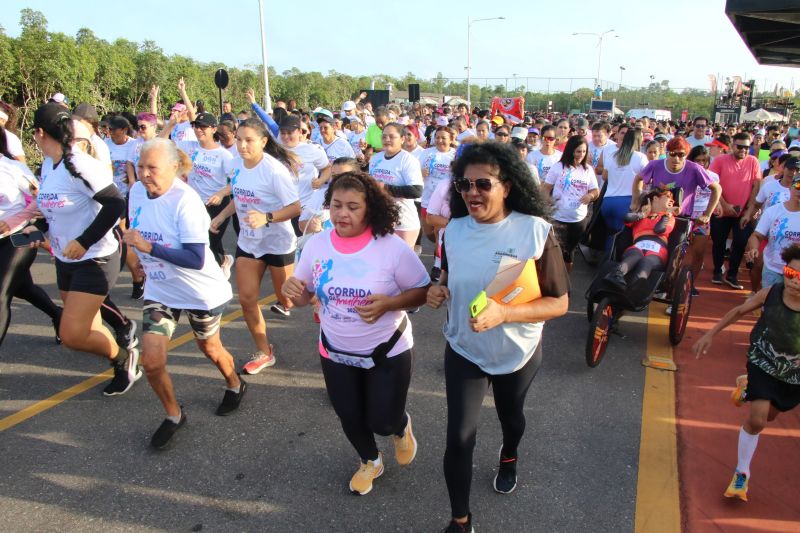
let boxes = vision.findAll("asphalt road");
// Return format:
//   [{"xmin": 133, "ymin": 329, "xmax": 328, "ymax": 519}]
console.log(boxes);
[{"xmin": 0, "ymin": 231, "xmax": 649, "ymax": 533}]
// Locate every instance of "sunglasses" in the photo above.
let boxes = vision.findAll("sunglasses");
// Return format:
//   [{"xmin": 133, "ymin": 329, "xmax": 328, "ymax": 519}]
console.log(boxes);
[
  {"xmin": 495, "ymin": 132, "xmax": 509, "ymax": 137},
  {"xmin": 454, "ymin": 177, "xmax": 501, "ymax": 193},
  {"xmin": 735, "ymin": 144, "xmax": 750, "ymax": 150},
  {"xmin": 784, "ymin": 264, "xmax": 800, "ymax": 281},
  {"xmin": 137, "ymin": 124, "xmax": 150, "ymax": 130},
  {"xmin": 668, "ymin": 151, "xmax": 687, "ymax": 158}
]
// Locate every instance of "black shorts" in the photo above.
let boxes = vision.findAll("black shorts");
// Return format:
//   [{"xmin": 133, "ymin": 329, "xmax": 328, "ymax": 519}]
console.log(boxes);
[
  {"xmin": 552, "ymin": 219, "xmax": 587, "ymax": 263},
  {"xmin": 56, "ymin": 251, "xmax": 120, "ymax": 296},
  {"xmin": 745, "ymin": 361, "xmax": 800, "ymax": 412},
  {"xmin": 235, "ymin": 247, "xmax": 295, "ymax": 267}
]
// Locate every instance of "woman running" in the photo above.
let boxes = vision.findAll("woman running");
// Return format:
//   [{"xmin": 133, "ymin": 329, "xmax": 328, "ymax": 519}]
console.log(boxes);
[
  {"xmin": 600, "ymin": 127, "xmax": 647, "ymax": 251},
  {"xmin": 282, "ymin": 171, "xmax": 429, "ymax": 496}
]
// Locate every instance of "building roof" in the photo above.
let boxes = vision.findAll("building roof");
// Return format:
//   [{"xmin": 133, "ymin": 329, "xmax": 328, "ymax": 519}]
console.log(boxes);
[{"xmin": 726, "ymin": 0, "xmax": 800, "ymax": 68}]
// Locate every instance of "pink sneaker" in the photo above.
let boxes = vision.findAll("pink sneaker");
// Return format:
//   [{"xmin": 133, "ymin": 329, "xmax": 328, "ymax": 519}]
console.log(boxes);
[{"xmin": 243, "ymin": 345, "xmax": 276, "ymax": 375}]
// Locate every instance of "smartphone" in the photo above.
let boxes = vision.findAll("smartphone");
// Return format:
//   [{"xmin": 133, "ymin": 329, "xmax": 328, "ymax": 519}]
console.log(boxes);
[
  {"xmin": 470, "ymin": 291, "xmax": 488, "ymax": 318},
  {"xmin": 10, "ymin": 230, "xmax": 44, "ymax": 248}
]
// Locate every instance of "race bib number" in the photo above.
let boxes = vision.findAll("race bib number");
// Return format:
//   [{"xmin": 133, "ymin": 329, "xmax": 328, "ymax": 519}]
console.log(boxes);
[{"xmin": 634, "ymin": 240, "xmax": 662, "ymax": 253}]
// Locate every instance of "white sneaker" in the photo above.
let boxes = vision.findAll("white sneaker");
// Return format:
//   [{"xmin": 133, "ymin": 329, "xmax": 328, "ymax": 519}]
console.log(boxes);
[{"xmin": 221, "ymin": 254, "xmax": 234, "ymax": 280}]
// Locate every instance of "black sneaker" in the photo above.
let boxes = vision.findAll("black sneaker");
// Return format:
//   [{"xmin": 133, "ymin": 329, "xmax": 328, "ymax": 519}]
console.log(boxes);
[
  {"xmin": 103, "ymin": 347, "xmax": 142, "ymax": 396},
  {"xmin": 52, "ymin": 308, "xmax": 63, "ymax": 345},
  {"xmin": 604, "ymin": 270, "xmax": 627, "ymax": 289},
  {"xmin": 441, "ymin": 514, "xmax": 474, "ymax": 533},
  {"xmin": 115, "ymin": 320, "xmax": 139, "ymax": 350},
  {"xmin": 724, "ymin": 276, "xmax": 744, "ymax": 290},
  {"xmin": 150, "ymin": 410, "xmax": 187, "ymax": 450},
  {"xmin": 711, "ymin": 271, "xmax": 724, "ymax": 284},
  {"xmin": 216, "ymin": 376, "xmax": 247, "ymax": 416},
  {"xmin": 430, "ymin": 266, "xmax": 441, "ymax": 283},
  {"xmin": 131, "ymin": 280, "xmax": 144, "ymax": 300},
  {"xmin": 494, "ymin": 446, "xmax": 518, "ymax": 494},
  {"xmin": 270, "ymin": 303, "xmax": 291, "ymax": 317},
  {"xmin": 691, "ymin": 287, "xmax": 700, "ymax": 297}
]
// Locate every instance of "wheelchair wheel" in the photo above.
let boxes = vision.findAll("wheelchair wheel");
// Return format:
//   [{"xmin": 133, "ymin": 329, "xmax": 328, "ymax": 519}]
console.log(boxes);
[
  {"xmin": 669, "ymin": 266, "xmax": 693, "ymax": 345},
  {"xmin": 586, "ymin": 297, "xmax": 595, "ymax": 321},
  {"xmin": 586, "ymin": 297, "xmax": 614, "ymax": 367}
]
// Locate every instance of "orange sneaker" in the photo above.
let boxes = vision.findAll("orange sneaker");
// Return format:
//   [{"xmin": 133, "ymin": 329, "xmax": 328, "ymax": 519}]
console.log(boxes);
[
  {"xmin": 731, "ymin": 375, "xmax": 748, "ymax": 407},
  {"xmin": 724, "ymin": 471, "xmax": 749, "ymax": 501},
  {"xmin": 349, "ymin": 453, "xmax": 384, "ymax": 495}
]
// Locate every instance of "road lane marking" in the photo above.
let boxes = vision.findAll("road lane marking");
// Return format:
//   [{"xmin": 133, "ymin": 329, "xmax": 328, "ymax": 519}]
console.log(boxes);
[{"xmin": 0, "ymin": 294, "xmax": 277, "ymax": 433}]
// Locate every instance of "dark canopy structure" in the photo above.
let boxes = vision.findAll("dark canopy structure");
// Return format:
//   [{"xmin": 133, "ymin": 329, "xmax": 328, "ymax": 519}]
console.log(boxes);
[{"xmin": 726, "ymin": 0, "xmax": 800, "ymax": 67}]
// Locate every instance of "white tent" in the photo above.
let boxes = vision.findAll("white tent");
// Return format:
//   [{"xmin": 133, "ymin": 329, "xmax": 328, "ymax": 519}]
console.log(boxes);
[
  {"xmin": 740, "ymin": 108, "xmax": 775, "ymax": 121},
  {"xmin": 768, "ymin": 111, "xmax": 787, "ymax": 122}
]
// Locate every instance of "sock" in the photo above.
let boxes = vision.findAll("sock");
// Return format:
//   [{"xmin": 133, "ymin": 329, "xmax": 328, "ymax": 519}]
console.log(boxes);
[
  {"xmin": 225, "ymin": 385, "xmax": 241, "ymax": 394},
  {"xmin": 167, "ymin": 410, "xmax": 182, "ymax": 424},
  {"xmin": 736, "ymin": 426, "xmax": 760, "ymax": 477},
  {"xmin": 368, "ymin": 454, "xmax": 382, "ymax": 466},
  {"xmin": 112, "ymin": 345, "xmax": 129, "ymax": 368}
]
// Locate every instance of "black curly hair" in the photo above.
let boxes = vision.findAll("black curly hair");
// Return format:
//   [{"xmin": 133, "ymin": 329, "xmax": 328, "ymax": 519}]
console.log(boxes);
[
  {"xmin": 324, "ymin": 171, "xmax": 400, "ymax": 237},
  {"xmin": 449, "ymin": 141, "xmax": 550, "ymax": 219},
  {"xmin": 33, "ymin": 102, "xmax": 91, "ymax": 189}
]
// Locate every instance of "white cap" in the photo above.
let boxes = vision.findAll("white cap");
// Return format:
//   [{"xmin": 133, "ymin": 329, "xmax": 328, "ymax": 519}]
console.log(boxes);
[
  {"xmin": 511, "ymin": 126, "xmax": 528, "ymax": 141},
  {"xmin": 342, "ymin": 100, "xmax": 356, "ymax": 111},
  {"xmin": 435, "ymin": 116, "xmax": 449, "ymax": 127},
  {"xmin": 50, "ymin": 92, "xmax": 67, "ymax": 104}
]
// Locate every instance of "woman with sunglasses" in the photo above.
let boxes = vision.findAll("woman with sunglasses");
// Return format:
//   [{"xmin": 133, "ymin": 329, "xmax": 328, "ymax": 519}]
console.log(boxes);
[
  {"xmin": 368, "ymin": 123, "xmax": 424, "ymax": 249},
  {"xmin": 693, "ymin": 243, "xmax": 800, "ymax": 503},
  {"xmin": 542, "ymin": 135, "xmax": 600, "ymax": 273},
  {"xmin": 527, "ymin": 125, "xmax": 562, "ymax": 181},
  {"xmin": 493, "ymin": 125, "xmax": 511, "ymax": 144},
  {"xmin": 426, "ymin": 142, "xmax": 569, "ymax": 533}
]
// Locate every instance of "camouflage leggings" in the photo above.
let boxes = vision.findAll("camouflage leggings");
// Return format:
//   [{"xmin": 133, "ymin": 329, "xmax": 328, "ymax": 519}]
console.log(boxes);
[{"xmin": 142, "ymin": 300, "xmax": 225, "ymax": 340}]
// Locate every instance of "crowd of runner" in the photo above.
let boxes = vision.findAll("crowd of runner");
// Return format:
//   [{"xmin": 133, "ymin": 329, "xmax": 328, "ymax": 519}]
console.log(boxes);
[{"xmin": 0, "ymin": 82, "xmax": 799, "ymax": 531}]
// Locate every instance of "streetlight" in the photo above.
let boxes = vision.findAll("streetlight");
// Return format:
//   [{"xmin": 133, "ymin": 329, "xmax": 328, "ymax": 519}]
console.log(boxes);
[
  {"xmin": 466, "ymin": 16, "xmax": 505, "ymax": 107},
  {"xmin": 257, "ymin": 0, "xmax": 272, "ymax": 112},
  {"xmin": 619, "ymin": 66, "xmax": 625, "ymax": 89},
  {"xmin": 572, "ymin": 29, "xmax": 617, "ymax": 86}
]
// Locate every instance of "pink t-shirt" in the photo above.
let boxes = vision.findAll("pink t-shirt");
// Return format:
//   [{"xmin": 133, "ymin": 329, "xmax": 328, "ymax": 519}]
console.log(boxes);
[
  {"xmin": 709, "ymin": 154, "xmax": 762, "ymax": 214},
  {"xmin": 295, "ymin": 228, "xmax": 430, "ymax": 359}
]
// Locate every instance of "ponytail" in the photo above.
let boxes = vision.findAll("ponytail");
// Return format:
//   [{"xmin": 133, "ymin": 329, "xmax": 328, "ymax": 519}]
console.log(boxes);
[
  {"xmin": 238, "ymin": 117, "xmax": 300, "ymax": 176},
  {"xmin": 50, "ymin": 116, "xmax": 91, "ymax": 189},
  {"xmin": 0, "ymin": 125, "xmax": 13, "ymax": 159}
]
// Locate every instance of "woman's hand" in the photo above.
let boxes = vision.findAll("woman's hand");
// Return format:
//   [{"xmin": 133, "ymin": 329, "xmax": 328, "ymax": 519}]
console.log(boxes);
[
  {"xmin": 469, "ymin": 299, "xmax": 507, "ymax": 333},
  {"xmin": 427, "ymin": 285, "xmax": 450, "ymax": 309},
  {"xmin": 244, "ymin": 210, "xmax": 267, "ymax": 229},
  {"xmin": 62, "ymin": 239, "xmax": 88, "ymax": 260},
  {"xmin": 206, "ymin": 192, "xmax": 225, "ymax": 206},
  {"xmin": 282, "ymin": 276, "xmax": 307, "ymax": 301},
  {"xmin": 209, "ymin": 216, "xmax": 225, "ymax": 234},
  {"xmin": 246, "ymin": 88, "xmax": 256, "ymax": 105},
  {"xmin": 121, "ymin": 228, "xmax": 152, "ymax": 254},
  {"xmin": 744, "ymin": 247, "xmax": 759, "ymax": 262},
  {"xmin": 692, "ymin": 333, "xmax": 713, "ymax": 359},
  {"xmin": 355, "ymin": 294, "xmax": 391, "ymax": 324}
]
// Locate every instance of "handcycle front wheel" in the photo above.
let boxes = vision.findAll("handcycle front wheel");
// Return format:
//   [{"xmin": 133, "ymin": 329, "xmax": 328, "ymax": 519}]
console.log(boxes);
[
  {"xmin": 586, "ymin": 297, "xmax": 615, "ymax": 367},
  {"xmin": 669, "ymin": 265, "xmax": 693, "ymax": 345}
]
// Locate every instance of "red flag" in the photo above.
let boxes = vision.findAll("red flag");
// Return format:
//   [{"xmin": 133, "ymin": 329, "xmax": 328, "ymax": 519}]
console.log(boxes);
[{"xmin": 491, "ymin": 97, "xmax": 525, "ymax": 124}]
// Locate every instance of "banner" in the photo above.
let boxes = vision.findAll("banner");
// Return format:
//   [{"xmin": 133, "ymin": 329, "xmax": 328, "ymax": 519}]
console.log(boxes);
[
  {"xmin": 490, "ymin": 97, "xmax": 525, "ymax": 124},
  {"xmin": 732, "ymin": 76, "xmax": 743, "ymax": 95},
  {"xmin": 708, "ymin": 74, "xmax": 717, "ymax": 94}
]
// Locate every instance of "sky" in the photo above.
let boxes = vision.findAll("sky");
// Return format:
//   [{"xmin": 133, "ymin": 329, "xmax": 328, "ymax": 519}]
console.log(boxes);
[{"xmin": 2, "ymin": 0, "xmax": 798, "ymax": 95}]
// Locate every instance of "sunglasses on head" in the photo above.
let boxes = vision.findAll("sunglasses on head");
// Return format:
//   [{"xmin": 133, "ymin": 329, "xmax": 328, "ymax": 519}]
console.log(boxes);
[
  {"xmin": 668, "ymin": 151, "xmax": 687, "ymax": 158},
  {"xmin": 784, "ymin": 264, "xmax": 800, "ymax": 281},
  {"xmin": 453, "ymin": 177, "xmax": 500, "ymax": 193}
]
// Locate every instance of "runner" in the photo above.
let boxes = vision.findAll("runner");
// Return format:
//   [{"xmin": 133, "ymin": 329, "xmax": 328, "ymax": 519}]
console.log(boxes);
[
  {"xmin": 692, "ymin": 243, "xmax": 800, "ymax": 502},
  {"xmin": 686, "ymin": 145, "xmax": 721, "ymax": 295},
  {"xmin": 30, "ymin": 103, "xmax": 140, "ymax": 396},
  {"xmin": 600, "ymin": 128, "xmax": 647, "ymax": 251},
  {"xmin": 282, "ymin": 170, "xmax": 429, "ymax": 496},
  {"xmin": 527, "ymin": 125, "xmax": 562, "ymax": 180},
  {"xmin": 123, "ymin": 138, "xmax": 244, "ymax": 449},
  {"xmin": 210, "ymin": 118, "xmax": 301, "ymax": 373},
  {"xmin": 318, "ymin": 113, "xmax": 355, "ymax": 164},
  {"xmin": 420, "ymin": 127, "xmax": 456, "ymax": 243},
  {"xmin": 426, "ymin": 142, "xmax": 569, "ymax": 533}
]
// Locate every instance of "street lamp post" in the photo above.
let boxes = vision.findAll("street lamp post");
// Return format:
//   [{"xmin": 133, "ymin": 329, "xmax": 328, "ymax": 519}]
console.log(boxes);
[
  {"xmin": 257, "ymin": 0, "xmax": 272, "ymax": 112},
  {"xmin": 572, "ymin": 29, "xmax": 617, "ymax": 86},
  {"xmin": 467, "ymin": 16, "xmax": 504, "ymax": 107},
  {"xmin": 619, "ymin": 66, "xmax": 625, "ymax": 89}
]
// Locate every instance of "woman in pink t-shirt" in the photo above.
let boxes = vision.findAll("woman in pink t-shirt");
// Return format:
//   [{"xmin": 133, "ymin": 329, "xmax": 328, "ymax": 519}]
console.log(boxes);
[{"xmin": 283, "ymin": 171, "xmax": 430, "ymax": 497}]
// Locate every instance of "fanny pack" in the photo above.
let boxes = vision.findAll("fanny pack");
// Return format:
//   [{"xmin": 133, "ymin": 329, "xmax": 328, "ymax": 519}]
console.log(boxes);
[{"xmin": 320, "ymin": 315, "xmax": 408, "ymax": 369}]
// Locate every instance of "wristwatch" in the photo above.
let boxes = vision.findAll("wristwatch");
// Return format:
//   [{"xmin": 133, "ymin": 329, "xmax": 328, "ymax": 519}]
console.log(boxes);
[{"xmin": 265, "ymin": 212, "xmax": 274, "ymax": 227}]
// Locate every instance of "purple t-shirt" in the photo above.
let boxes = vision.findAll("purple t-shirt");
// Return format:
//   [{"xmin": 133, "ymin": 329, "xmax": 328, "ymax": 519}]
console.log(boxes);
[{"xmin": 640, "ymin": 159, "xmax": 712, "ymax": 216}]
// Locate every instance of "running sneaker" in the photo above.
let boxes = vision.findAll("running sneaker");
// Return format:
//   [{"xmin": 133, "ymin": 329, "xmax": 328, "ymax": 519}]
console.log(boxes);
[
  {"xmin": 441, "ymin": 515, "xmax": 474, "ymax": 533},
  {"xmin": 131, "ymin": 280, "xmax": 144, "ymax": 300},
  {"xmin": 115, "ymin": 320, "xmax": 139, "ymax": 350},
  {"xmin": 221, "ymin": 254, "xmax": 234, "ymax": 280},
  {"xmin": 349, "ymin": 453, "xmax": 384, "ymax": 495},
  {"xmin": 724, "ymin": 276, "xmax": 744, "ymax": 290},
  {"xmin": 270, "ymin": 303, "xmax": 291, "ymax": 317},
  {"xmin": 216, "ymin": 376, "xmax": 248, "ymax": 416},
  {"xmin": 242, "ymin": 346, "xmax": 276, "ymax": 375},
  {"xmin": 691, "ymin": 287, "xmax": 700, "ymax": 297},
  {"xmin": 103, "ymin": 346, "xmax": 142, "ymax": 396},
  {"xmin": 724, "ymin": 471, "xmax": 749, "ymax": 501},
  {"xmin": 665, "ymin": 305, "xmax": 672, "ymax": 316},
  {"xmin": 150, "ymin": 410, "xmax": 187, "ymax": 450},
  {"xmin": 393, "ymin": 413, "xmax": 418, "ymax": 465},
  {"xmin": 731, "ymin": 375, "xmax": 748, "ymax": 407},
  {"xmin": 430, "ymin": 266, "xmax": 441, "ymax": 283},
  {"xmin": 52, "ymin": 308, "xmax": 63, "ymax": 345},
  {"xmin": 711, "ymin": 272, "xmax": 724, "ymax": 285},
  {"xmin": 494, "ymin": 445, "xmax": 518, "ymax": 494}
]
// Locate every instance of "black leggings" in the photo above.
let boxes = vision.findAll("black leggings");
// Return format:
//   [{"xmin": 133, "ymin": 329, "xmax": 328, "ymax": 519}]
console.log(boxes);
[
  {"xmin": 618, "ymin": 246, "xmax": 665, "ymax": 283},
  {"xmin": 553, "ymin": 219, "xmax": 588, "ymax": 264},
  {"xmin": 207, "ymin": 198, "xmax": 231, "ymax": 265},
  {"xmin": 0, "ymin": 238, "xmax": 60, "ymax": 347},
  {"xmin": 443, "ymin": 342, "xmax": 542, "ymax": 518},
  {"xmin": 320, "ymin": 350, "xmax": 412, "ymax": 462}
]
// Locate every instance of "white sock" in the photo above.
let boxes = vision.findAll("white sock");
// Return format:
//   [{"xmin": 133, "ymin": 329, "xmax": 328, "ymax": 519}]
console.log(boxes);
[
  {"xmin": 226, "ymin": 385, "xmax": 241, "ymax": 394},
  {"xmin": 369, "ymin": 454, "xmax": 382, "ymax": 467},
  {"xmin": 736, "ymin": 426, "xmax": 759, "ymax": 477},
  {"xmin": 434, "ymin": 255, "xmax": 441, "ymax": 269},
  {"xmin": 167, "ymin": 410, "xmax": 182, "ymax": 424}
]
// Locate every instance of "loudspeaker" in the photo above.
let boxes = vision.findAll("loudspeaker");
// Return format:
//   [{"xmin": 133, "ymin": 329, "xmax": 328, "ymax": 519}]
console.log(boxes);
[
  {"xmin": 360, "ymin": 89, "xmax": 390, "ymax": 109},
  {"xmin": 408, "ymin": 84, "xmax": 420, "ymax": 102}
]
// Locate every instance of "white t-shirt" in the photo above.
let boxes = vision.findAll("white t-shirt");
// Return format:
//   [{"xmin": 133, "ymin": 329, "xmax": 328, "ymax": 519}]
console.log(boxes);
[
  {"xmin": 231, "ymin": 154, "xmax": 299, "ymax": 256},
  {"xmin": 527, "ymin": 149, "xmax": 563, "ymax": 181},
  {"xmin": 456, "ymin": 129, "xmax": 476, "ymax": 142},
  {"xmin": 545, "ymin": 162, "xmax": 599, "ymax": 223},
  {"xmin": 171, "ymin": 121, "xmax": 197, "ymax": 142},
  {"xmin": 37, "ymin": 151, "xmax": 119, "ymax": 262},
  {"xmin": 128, "ymin": 180, "xmax": 231, "ymax": 310},
  {"xmin": 755, "ymin": 203, "xmax": 800, "ymax": 273},
  {"xmin": 756, "ymin": 179, "xmax": 791, "ymax": 210},
  {"xmin": 687, "ymin": 135, "xmax": 712, "ymax": 149},
  {"xmin": 369, "ymin": 150, "xmax": 424, "ymax": 231},
  {"xmin": 105, "ymin": 137, "xmax": 134, "ymax": 195},
  {"xmin": 419, "ymin": 148, "xmax": 456, "ymax": 208},
  {"xmin": 0, "ymin": 157, "xmax": 36, "ymax": 235},
  {"xmin": 427, "ymin": 178, "xmax": 452, "ymax": 219},
  {"xmin": 224, "ymin": 142, "xmax": 239, "ymax": 159},
  {"xmin": 604, "ymin": 150, "xmax": 648, "ymax": 198},
  {"xmin": 349, "ymin": 131, "xmax": 366, "ymax": 155},
  {"xmin": 320, "ymin": 137, "xmax": 355, "ymax": 165},
  {"xmin": 176, "ymin": 142, "xmax": 235, "ymax": 204},
  {"xmin": 287, "ymin": 142, "xmax": 329, "ymax": 207},
  {"xmin": 298, "ymin": 187, "xmax": 332, "ymax": 230},
  {"xmin": 588, "ymin": 141, "xmax": 609, "ymax": 170},
  {"xmin": 90, "ymin": 134, "xmax": 112, "ymax": 165},
  {"xmin": 692, "ymin": 170, "xmax": 720, "ymax": 218},
  {"xmin": 294, "ymin": 230, "xmax": 429, "ymax": 359},
  {"xmin": 4, "ymin": 130, "xmax": 25, "ymax": 158}
]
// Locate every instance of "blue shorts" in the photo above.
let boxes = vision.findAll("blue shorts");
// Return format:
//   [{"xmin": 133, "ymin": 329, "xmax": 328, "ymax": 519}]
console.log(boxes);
[{"xmin": 762, "ymin": 267, "xmax": 783, "ymax": 288}]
